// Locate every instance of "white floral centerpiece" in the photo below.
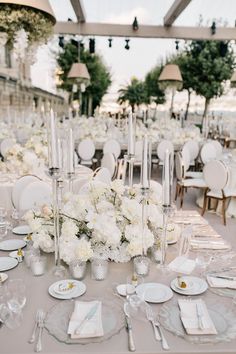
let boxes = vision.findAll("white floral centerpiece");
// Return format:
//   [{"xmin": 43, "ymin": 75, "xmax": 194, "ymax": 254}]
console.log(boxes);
[
  {"xmin": 1, "ymin": 144, "xmax": 40, "ymax": 175},
  {"xmin": 23, "ymin": 180, "xmax": 181, "ymax": 265}
]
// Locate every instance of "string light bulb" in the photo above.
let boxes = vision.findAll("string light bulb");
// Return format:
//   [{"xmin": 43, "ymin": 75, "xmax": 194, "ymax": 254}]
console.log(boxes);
[{"xmin": 108, "ymin": 38, "xmax": 112, "ymax": 48}]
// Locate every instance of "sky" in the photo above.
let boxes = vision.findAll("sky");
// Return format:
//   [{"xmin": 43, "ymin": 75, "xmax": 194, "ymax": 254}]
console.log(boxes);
[{"xmin": 30, "ymin": 0, "xmax": 236, "ymax": 112}]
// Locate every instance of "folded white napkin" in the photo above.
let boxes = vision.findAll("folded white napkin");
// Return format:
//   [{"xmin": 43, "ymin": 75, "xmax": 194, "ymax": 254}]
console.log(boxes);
[
  {"xmin": 207, "ymin": 275, "xmax": 236, "ymax": 289},
  {"xmin": 190, "ymin": 239, "xmax": 230, "ymax": 250},
  {"xmin": 67, "ymin": 300, "xmax": 104, "ymax": 339},
  {"xmin": 192, "ymin": 225, "xmax": 221, "ymax": 238},
  {"xmin": 168, "ymin": 256, "xmax": 196, "ymax": 275},
  {"xmin": 178, "ymin": 299, "xmax": 217, "ymax": 335}
]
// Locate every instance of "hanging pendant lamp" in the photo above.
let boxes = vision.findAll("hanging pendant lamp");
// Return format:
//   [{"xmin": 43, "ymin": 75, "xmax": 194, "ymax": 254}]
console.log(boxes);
[
  {"xmin": 158, "ymin": 64, "xmax": 183, "ymax": 90},
  {"xmin": 68, "ymin": 62, "xmax": 90, "ymax": 82},
  {"xmin": 0, "ymin": 0, "xmax": 56, "ymax": 23}
]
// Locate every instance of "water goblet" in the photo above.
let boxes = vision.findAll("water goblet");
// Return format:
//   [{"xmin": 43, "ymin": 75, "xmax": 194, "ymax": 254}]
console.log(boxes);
[
  {"xmin": 6, "ymin": 279, "xmax": 26, "ymax": 312},
  {"xmin": 0, "ymin": 222, "xmax": 7, "ymax": 240},
  {"xmin": 0, "ymin": 207, "xmax": 7, "ymax": 223}
]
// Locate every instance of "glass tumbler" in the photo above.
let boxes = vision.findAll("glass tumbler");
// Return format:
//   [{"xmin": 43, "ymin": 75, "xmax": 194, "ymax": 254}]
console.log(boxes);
[{"xmin": 91, "ymin": 258, "xmax": 108, "ymax": 280}]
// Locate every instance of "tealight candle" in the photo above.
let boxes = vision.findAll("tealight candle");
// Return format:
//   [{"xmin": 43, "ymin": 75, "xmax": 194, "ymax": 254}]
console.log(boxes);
[
  {"xmin": 133, "ymin": 256, "xmax": 150, "ymax": 276},
  {"xmin": 91, "ymin": 258, "xmax": 108, "ymax": 281},
  {"xmin": 30, "ymin": 256, "xmax": 46, "ymax": 276},
  {"xmin": 69, "ymin": 260, "xmax": 86, "ymax": 279}
]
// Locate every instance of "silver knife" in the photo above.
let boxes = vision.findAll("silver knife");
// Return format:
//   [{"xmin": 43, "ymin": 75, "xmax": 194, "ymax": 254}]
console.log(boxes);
[
  {"xmin": 123, "ymin": 302, "xmax": 136, "ymax": 352},
  {"xmin": 209, "ymin": 274, "xmax": 236, "ymax": 281},
  {"xmin": 75, "ymin": 303, "xmax": 99, "ymax": 334}
]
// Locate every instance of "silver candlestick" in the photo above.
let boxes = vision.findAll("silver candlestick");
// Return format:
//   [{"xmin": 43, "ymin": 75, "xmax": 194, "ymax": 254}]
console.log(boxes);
[
  {"xmin": 160, "ymin": 204, "xmax": 175, "ymax": 268},
  {"xmin": 67, "ymin": 172, "xmax": 75, "ymax": 193},
  {"xmin": 48, "ymin": 167, "xmax": 67, "ymax": 278},
  {"xmin": 124, "ymin": 154, "xmax": 135, "ymax": 189}
]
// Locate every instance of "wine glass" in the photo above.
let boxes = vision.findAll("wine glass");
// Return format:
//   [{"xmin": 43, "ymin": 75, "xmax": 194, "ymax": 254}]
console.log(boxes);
[
  {"xmin": 6, "ymin": 279, "xmax": 26, "ymax": 312},
  {"xmin": 0, "ymin": 207, "xmax": 7, "ymax": 223}
]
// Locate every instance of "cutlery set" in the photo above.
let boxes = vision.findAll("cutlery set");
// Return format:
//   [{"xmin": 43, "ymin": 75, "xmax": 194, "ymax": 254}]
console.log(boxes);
[
  {"xmin": 28, "ymin": 309, "xmax": 46, "ymax": 352},
  {"xmin": 123, "ymin": 302, "xmax": 169, "ymax": 351}
]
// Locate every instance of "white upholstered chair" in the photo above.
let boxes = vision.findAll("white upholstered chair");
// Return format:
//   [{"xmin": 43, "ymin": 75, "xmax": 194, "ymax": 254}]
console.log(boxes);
[
  {"xmin": 18, "ymin": 181, "xmax": 51, "ymax": 211},
  {"xmin": 103, "ymin": 139, "xmax": 121, "ymax": 159},
  {"xmin": 200, "ymin": 142, "xmax": 217, "ymax": 164},
  {"xmin": 202, "ymin": 159, "xmax": 236, "ymax": 225},
  {"xmin": 175, "ymin": 152, "xmax": 207, "ymax": 208},
  {"xmin": 157, "ymin": 140, "xmax": 174, "ymax": 166},
  {"xmin": 77, "ymin": 139, "xmax": 96, "ymax": 167},
  {"xmin": 101, "ymin": 153, "xmax": 117, "ymax": 180},
  {"xmin": 12, "ymin": 175, "xmax": 41, "ymax": 210}
]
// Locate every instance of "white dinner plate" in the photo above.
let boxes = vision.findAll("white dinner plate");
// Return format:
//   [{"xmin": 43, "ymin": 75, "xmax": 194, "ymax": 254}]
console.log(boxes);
[
  {"xmin": 9, "ymin": 250, "xmax": 25, "ymax": 259},
  {"xmin": 0, "ymin": 272, "xmax": 8, "ymax": 282},
  {"xmin": 48, "ymin": 279, "xmax": 86, "ymax": 300},
  {"xmin": 167, "ymin": 235, "xmax": 178, "ymax": 245},
  {"xmin": 136, "ymin": 283, "xmax": 173, "ymax": 303},
  {"xmin": 0, "ymin": 257, "xmax": 18, "ymax": 271},
  {"xmin": 12, "ymin": 225, "xmax": 32, "ymax": 235},
  {"xmin": 171, "ymin": 276, "xmax": 208, "ymax": 296},
  {"xmin": 0, "ymin": 239, "xmax": 26, "ymax": 251}
]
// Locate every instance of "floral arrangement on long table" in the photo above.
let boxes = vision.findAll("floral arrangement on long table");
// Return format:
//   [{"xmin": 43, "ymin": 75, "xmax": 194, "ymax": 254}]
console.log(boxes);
[{"xmin": 23, "ymin": 180, "xmax": 180, "ymax": 264}]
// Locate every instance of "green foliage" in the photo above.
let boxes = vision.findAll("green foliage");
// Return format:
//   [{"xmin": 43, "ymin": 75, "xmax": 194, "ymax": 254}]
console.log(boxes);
[
  {"xmin": 118, "ymin": 78, "xmax": 148, "ymax": 111},
  {"xmin": 0, "ymin": 4, "xmax": 53, "ymax": 47},
  {"xmin": 144, "ymin": 66, "xmax": 166, "ymax": 105},
  {"xmin": 57, "ymin": 42, "xmax": 111, "ymax": 112},
  {"xmin": 184, "ymin": 40, "xmax": 235, "ymax": 101}
]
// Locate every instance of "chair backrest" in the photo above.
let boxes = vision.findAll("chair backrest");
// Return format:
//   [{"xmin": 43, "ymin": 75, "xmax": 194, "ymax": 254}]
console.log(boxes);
[
  {"xmin": 175, "ymin": 153, "xmax": 184, "ymax": 181},
  {"xmin": 18, "ymin": 181, "xmax": 51, "ymax": 211},
  {"xmin": 203, "ymin": 160, "xmax": 228, "ymax": 191},
  {"xmin": 78, "ymin": 139, "xmax": 95, "ymax": 161},
  {"xmin": 93, "ymin": 167, "xmax": 111, "ymax": 184},
  {"xmin": 181, "ymin": 146, "xmax": 191, "ymax": 171},
  {"xmin": 101, "ymin": 153, "xmax": 117, "ymax": 179},
  {"xmin": 0, "ymin": 139, "xmax": 15, "ymax": 158},
  {"xmin": 157, "ymin": 140, "xmax": 174, "ymax": 161},
  {"xmin": 116, "ymin": 158, "xmax": 127, "ymax": 183},
  {"xmin": 73, "ymin": 177, "xmax": 90, "ymax": 194},
  {"xmin": 103, "ymin": 139, "xmax": 121, "ymax": 159},
  {"xmin": 12, "ymin": 175, "xmax": 41, "ymax": 209},
  {"xmin": 210, "ymin": 140, "xmax": 223, "ymax": 157},
  {"xmin": 150, "ymin": 180, "xmax": 163, "ymax": 199},
  {"xmin": 200, "ymin": 142, "xmax": 217, "ymax": 164},
  {"xmin": 134, "ymin": 141, "xmax": 143, "ymax": 161},
  {"xmin": 183, "ymin": 140, "xmax": 199, "ymax": 161}
]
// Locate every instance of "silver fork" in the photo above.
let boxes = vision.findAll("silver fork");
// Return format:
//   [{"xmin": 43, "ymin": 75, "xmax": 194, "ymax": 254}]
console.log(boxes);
[
  {"xmin": 154, "ymin": 318, "xmax": 170, "ymax": 351},
  {"xmin": 35, "ymin": 310, "xmax": 46, "ymax": 352},
  {"xmin": 28, "ymin": 310, "xmax": 42, "ymax": 344},
  {"xmin": 145, "ymin": 305, "xmax": 161, "ymax": 341}
]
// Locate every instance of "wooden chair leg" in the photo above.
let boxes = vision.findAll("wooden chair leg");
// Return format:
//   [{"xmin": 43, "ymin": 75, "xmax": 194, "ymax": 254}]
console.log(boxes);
[
  {"xmin": 214, "ymin": 199, "xmax": 219, "ymax": 212},
  {"xmin": 180, "ymin": 186, "xmax": 185, "ymax": 208},
  {"xmin": 222, "ymin": 197, "xmax": 226, "ymax": 225},
  {"xmin": 201, "ymin": 190, "xmax": 208, "ymax": 216},
  {"xmin": 175, "ymin": 184, "xmax": 179, "ymax": 201}
]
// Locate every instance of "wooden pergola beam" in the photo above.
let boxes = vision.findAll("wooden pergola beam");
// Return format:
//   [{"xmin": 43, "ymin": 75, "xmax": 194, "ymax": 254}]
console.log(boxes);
[
  {"xmin": 70, "ymin": 0, "xmax": 86, "ymax": 22},
  {"xmin": 54, "ymin": 22, "xmax": 236, "ymax": 41},
  {"xmin": 164, "ymin": 0, "xmax": 192, "ymax": 26}
]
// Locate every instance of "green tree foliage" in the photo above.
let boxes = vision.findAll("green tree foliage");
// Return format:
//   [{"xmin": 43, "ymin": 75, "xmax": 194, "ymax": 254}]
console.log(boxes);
[
  {"xmin": 182, "ymin": 40, "xmax": 235, "ymax": 122},
  {"xmin": 144, "ymin": 65, "xmax": 166, "ymax": 105},
  {"xmin": 57, "ymin": 41, "xmax": 111, "ymax": 114},
  {"xmin": 118, "ymin": 78, "xmax": 147, "ymax": 112}
]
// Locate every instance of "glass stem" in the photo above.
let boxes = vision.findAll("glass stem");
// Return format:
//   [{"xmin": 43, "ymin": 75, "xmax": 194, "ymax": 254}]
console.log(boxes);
[
  {"xmin": 52, "ymin": 178, "xmax": 61, "ymax": 268},
  {"xmin": 128, "ymin": 158, "xmax": 134, "ymax": 188},
  {"xmin": 161, "ymin": 210, "xmax": 168, "ymax": 266}
]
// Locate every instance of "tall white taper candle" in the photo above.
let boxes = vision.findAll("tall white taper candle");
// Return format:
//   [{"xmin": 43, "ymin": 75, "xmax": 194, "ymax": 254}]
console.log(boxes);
[
  {"xmin": 49, "ymin": 109, "xmax": 58, "ymax": 168},
  {"xmin": 163, "ymin": 149, "xmax": 171, "ymax": 206},
  {"xmin": 141, "ymin": 135, "xmax": 149, "ymax": 188},
  {"xmin": 68, "ymin": 128, "xmax": 74, "ymax": 173},
  {"xmin": 128, "ymin": 113, "xmax": 134, "ymax": 155}
]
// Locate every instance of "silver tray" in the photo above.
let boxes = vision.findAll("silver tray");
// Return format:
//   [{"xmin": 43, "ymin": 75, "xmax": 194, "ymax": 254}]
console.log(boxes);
[
  {"xmin": 45, "ymin": 297, "xmax": 125, "ymax": 344},
  {"xmin": 158, "ymin": 296, "xmax": 236, "ymax": 344}
]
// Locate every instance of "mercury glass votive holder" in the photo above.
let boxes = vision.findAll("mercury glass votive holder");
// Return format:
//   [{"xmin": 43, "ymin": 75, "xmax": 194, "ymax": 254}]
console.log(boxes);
[
  {"xmin": 91, "ymin": 258, "xmax": 108, "ymax": 281},
  {"xmin": 69, "ymin": 260, "xmax": 87, "ymax": 280},
  {"xmin": 30, "ymin": 256, "xmax": 47, "ymax": 276},
  {"xmin": 133, "ymin": 256, "xmax": 150, "ymax": 276}
]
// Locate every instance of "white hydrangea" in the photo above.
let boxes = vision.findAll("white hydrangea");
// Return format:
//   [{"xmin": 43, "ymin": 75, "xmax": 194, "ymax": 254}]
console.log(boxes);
[
  {"xmin": 110, "ymin": 179, "xmax": 125, "ymax": 195},
  {"xmin": 61, "ymin": 219, "xmax": 79, "ymax": 241},
  {"xmin": 32, "ymin": 230, "xmax": 54, "ymax": 253},
  {"xmin": 121, "ymin": 197, "xmax": 142, "ymax": 224},
  {"xmin": 75, "ymin": 239, "xmax": 93, "ymax": 261}
]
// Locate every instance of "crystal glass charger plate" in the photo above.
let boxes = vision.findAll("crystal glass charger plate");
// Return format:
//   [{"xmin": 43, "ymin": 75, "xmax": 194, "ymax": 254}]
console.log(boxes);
[
  {"xmin": 158, "ymin": 297, "xmax": 236, "ymax": 344},
  {"xmin": 45, "ymin": 297, "xmax": 125, "ymax": 344}
]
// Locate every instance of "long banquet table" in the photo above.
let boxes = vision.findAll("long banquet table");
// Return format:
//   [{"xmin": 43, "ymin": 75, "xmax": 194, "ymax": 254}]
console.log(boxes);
[{"xmin": 1, "ymin": 226, "xmax": 236, "ymax": 354}]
